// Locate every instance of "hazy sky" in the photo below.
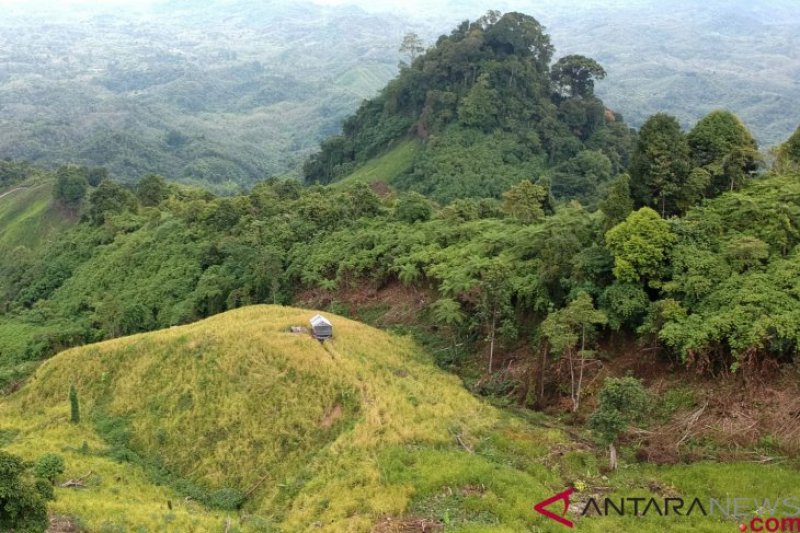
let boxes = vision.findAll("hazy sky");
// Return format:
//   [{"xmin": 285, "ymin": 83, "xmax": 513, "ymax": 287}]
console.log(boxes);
[
  {"xmin": 0, "ymin": 0, "xmax": 605, "ymax": 14},
  {"xmin": 0, "ymin": 0, "xmax": 616, "ymax": 27}
]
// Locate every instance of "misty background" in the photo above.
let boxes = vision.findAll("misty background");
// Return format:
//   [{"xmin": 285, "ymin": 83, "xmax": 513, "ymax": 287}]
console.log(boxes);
[{"xmin": 1, "ymin": 0, "xmax": 798, "ymax": 191}]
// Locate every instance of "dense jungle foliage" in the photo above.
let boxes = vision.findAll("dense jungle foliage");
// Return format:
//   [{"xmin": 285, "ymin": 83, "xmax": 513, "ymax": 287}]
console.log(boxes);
[
  {"xmin": 4, "ymin": 1, "xmax": 798, "ymax": 193},
  {"xmin": 0, "ymin": 106, "xmax": 797, "ymax": 399},
  {"xmin": 303, "ymin": 11, "xmax": 636, "ymax": 206}
]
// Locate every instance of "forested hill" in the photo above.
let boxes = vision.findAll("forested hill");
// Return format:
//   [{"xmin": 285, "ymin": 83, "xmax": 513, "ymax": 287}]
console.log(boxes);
[
  {"xmin": 0, "ymin": 0, "xmax": 407, "ymax": 193},
  {"xmin": 383, "ymin": 0, "xmax": 800, "ymax": 147},
  {"xmin": 2, "ymin": 1, "xmax": 798, "ymax": 193},
  {"xmin": 303, "ymin": 11, "xmax": 635, "ymax": 205}
]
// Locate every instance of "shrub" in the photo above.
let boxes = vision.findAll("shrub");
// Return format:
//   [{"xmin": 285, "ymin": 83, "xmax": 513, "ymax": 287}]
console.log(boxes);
[
  {"xmin": 69, "ymin": 384, "xmax": 80, "ymax": 423},
  {"xmin": 34, "ymin": 453, "xmax": 65, "ymax": 484},
  {"xmin": 589, "ymin": 377, "xmax": 649, "ymax": 468},
  {"xmin": 0, "ymin": 450, "xmax": 51, "ymax": 531}
]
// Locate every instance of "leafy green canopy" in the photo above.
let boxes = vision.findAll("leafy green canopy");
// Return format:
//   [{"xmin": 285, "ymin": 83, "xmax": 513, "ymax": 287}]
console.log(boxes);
[
  {"xmin": 589, "ymin": 377, "xmax": 649, "ymax": 446},
  {"xmin": 778, "ymin": 124, "xmax": 800, "ymax": 169},
  {"xmin": 304, "ymin": 11, "xmax": 634, "ymax": 204},
  {"xmin": 630, "ymin": 111, "xmax": 761, "ymax": 217},
  {"xmin": 0, "ymin": 450, "xmax": 56, "ymax": 532},
  {"xmin": 2, "ymin": 137, "xmax": 800, "ymax": 389}
]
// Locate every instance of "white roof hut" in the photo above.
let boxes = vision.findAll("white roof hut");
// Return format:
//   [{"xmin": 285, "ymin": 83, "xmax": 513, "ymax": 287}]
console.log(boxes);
[{"xmin": 309, "ymin": 314, "xmax": 333, "ymax": 340}]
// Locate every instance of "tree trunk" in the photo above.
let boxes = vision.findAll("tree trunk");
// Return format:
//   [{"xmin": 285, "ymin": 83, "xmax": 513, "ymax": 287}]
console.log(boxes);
[
  {"xmin": 537, "ymin": 341, "xmax": 549, "ymax": 407},
  {"xmin": 488, "ymin": 313, "xmax": 496, "ymax": 373},
  {"xmin": 609, "ymin": 443, "xmax": 618, "ymax": 470},
  {"xmin": 568, "ymin": 348, "xmax": 576, "ymax": 411},
  {"xmin": 574, "ymin": 326, "xmax": 586, "ymax": 412}
]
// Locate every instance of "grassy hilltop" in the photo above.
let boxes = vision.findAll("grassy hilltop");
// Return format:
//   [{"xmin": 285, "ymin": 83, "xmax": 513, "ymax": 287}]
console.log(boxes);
[
  {"xmin": 1, "ymin": 305, "xmax": 797, "ymax": 531},
  {"xmin": 1, "ymin": 306, "xmax": 565, "ymax": 531}
]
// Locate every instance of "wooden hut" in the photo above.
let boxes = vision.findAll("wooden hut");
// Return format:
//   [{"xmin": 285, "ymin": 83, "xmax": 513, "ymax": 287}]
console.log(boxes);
[{"xmin": 309, "ymin": 314, "xmax": 333, "ymax": 340}]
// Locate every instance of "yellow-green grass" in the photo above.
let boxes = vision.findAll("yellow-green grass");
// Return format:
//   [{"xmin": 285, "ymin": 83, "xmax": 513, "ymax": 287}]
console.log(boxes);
[
  {"xmin": 2, "ymin": 305, "xmax": 798, "ymax": 531},
  {"xmin": 333, "ymin": 139, "xmax": 419, "ymax": 188},
  {"xmin": 0, "ymin": 412, "xmax": 232, "ymax": 531},
  {"xmin": 0, "ymin": 180, "xmax": 71, "ymax": 253},
  {"xmin": 1, "ymin": 305, "xmax": 567, "ymax": 531}
]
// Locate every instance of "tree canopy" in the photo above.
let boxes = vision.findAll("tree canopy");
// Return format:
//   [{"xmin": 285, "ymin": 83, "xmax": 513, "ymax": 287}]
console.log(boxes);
[
  {"xmin": 303, "ymin": 11, "xmax": 633, "ymax": 205},
  {"xmin": 551, "ymin": 54, "xmax": 607, "ymax": 98}
]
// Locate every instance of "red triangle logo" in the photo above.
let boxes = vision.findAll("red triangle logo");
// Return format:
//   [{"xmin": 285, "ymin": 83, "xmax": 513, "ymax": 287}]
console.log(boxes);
[{"xmin": 534, "ymin": 487, "xmax": 575, "ymax": 528}]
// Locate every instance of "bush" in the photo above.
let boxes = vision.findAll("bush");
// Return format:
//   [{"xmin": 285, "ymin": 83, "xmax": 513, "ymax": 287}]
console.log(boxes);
[
  {"xmin": 395, "ymin": 192, "xmax": 432, "ymax": 223},
  {"xmin": 589, "ymin": 377, "xmax": 649, "ymax": 446},
  {"xmin": 207, "ymin": 487, "xmax": 246, "ymax": 510},
  {"xmin": 34, "ymin": 453, "xmax": 65, "ymax": 484},
  {"xmin": 0, "ymin": 450, "xmax": 51, "ymax": 531},
  {"xmin": 69, "ymin": 384, "xmax": 80, "ymax": 424}
]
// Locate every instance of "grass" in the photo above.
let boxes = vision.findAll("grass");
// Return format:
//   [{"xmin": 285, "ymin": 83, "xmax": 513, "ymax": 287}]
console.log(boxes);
[
  {"xmin": 0, "ymin": 319, "xmax": 51, "ymax": 389},
  {"xmin": 1, "ymin": 305, "xmax": 798, "ymax": 531},
  {"xmin": 333, "ymin": 139, "xmax": 419, "ymax": 188},
  {"xmin": 0, "ymin": 179, "xmax": 71, "ymax": 253},
  {"xmin": 0, "ymin": 409, "xmax": 232, "ymax": 531}
]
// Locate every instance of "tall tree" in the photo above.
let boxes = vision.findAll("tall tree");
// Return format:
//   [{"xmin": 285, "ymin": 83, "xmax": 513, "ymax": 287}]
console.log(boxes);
[
  {"xmin": 541, "ymin": 292, "xmax": 607, "ymax": 411},
  {"xmin": 399, "ymin": 32, "xmax": 425, "ymax": 65},
  {"xmin": 53, "ymin": 165, "xmax": 88, "ymax": 209},
  {"xmin": 629, "ymin": 113, "xmax": 692, "ymax": 216},
  {"xmin": 599, "ymin": 173, "xmax": 634, "ymax": 228},
  {"xmin": 88, "ymin": 179, "xmax": 138, "ymax": 224},
  {"xmin": 458, "ymin": 73, "xmax": 501, "ymax": 130},
  {"xmin": 605, "ymin": 207, "xmax": 676, "ymax": 288},
  {"xmin": 589, "ymin": 377, "xmax": 649, "ymax": 469},
  {"xmin": 137, "ymin": 174, "xmax": 169, "ymax": 206},
  {"xmin": 551, "ymin": 55, "xmax": 607, "ymax": 98},
  {"xmin": 551, "ymin": 149, "xmax": 613, "ymax": 206},
  {"xmin": 687, "ymin": 110, "xmax": 759, "ymax": 195},
  {"xmin": 485, "ymin": 12, "xmax": 554, "ymax": 68},
  {"xmin": 501, "ymin": 180, "xmax": 547, "ymax": 223},
  {"xmin": 782, "ymin": 124, "xmax": 800, "ymax": 165},
  {"xmin": 479, "ymin": 259, "xmax": 514, "ymax": 373}
]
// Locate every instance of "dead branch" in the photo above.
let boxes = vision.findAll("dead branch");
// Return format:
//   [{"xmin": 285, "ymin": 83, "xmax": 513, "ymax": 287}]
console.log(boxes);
[
  {"xmin": 243, "ymin": 473, "xmax": 271, "ymax": 499},
  {"xmin": 60, "ymin": 470, "xmax": 93, "ymax": 489},
  {"xmin": 455, "ymin": 433, "xmax": 474, "ymax": 454},
  {"xmin": 676, "ymin": 401, "xmax": 708, "ymax": 450}
]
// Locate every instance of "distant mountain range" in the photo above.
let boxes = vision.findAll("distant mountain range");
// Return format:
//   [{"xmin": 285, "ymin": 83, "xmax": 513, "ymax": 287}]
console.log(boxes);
[{"xmin": 0, "ymin": 0, "xmax": 797, "ymax": 190}]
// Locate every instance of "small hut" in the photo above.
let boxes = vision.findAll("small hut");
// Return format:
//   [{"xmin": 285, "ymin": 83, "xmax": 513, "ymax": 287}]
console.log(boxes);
[{"xmin": 309, "ymin": 314, "xmax": 333, "ymax": 340}]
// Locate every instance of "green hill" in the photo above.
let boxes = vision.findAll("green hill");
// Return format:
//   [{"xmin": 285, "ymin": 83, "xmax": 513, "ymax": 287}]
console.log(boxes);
[
  {"xmin": 0, "ymin": 2, "xmax": 403, "ymax": 192},
  {"xmin": 0, "ymin": 180, "xmax": 72, "ymax": 254},
  {"xmin": 0, "ymin": 176, "xmax": 77, "ymax": 387},
  {"xmin": 0, "ymin": 176, "xmax": 76, "ymax": 308},
  {"xmin": 304, "ymin": 12, "xmax": 635, "ymax": 205},
  {"xmin": 2, "ymin": 305, "xmax": 797, "ymax": 531}
]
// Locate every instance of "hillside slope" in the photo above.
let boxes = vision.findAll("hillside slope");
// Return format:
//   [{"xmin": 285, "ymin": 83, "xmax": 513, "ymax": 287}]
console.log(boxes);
[
  {"xmin": 303, "ymin": 12, "xmax": 636, "ymax": 206},
  {"xmin": 0, "ymin": 1, "xmax": 404, "ymax": 191},
  {"xmin": 2, "ymin": 305, "xmax": 566, "ymax": 531},
  {"xmin": 0, "ymin": 180, "xmax": 72, "ymax": 254},
  {"xmin": 2, "ymin": 305, "xmax": 798, "ymax": 531}
]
